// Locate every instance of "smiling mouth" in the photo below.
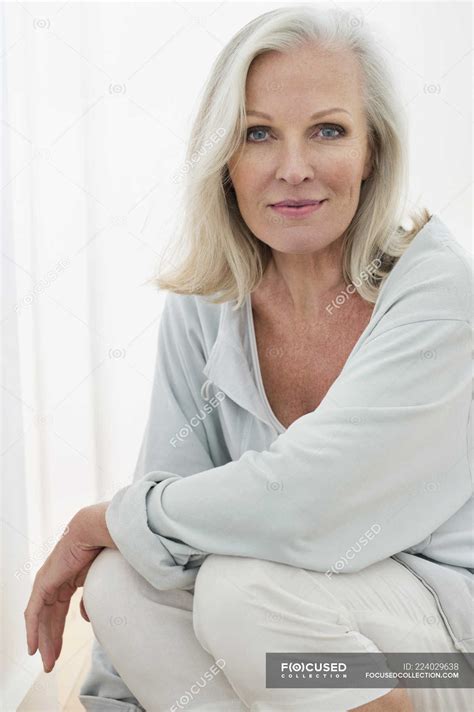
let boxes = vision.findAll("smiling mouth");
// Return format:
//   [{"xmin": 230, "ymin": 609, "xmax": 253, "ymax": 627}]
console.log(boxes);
[
  {"xmin": 281, "ymin": 203, "xmax": 319, "ymax": 208},
  {"xmin": 268, "ymin": 200, "xmax": 327, "ymax": 217},
  {"xmin": 269, "ymin": 200, "xmax": 327, "ymax": 208}
]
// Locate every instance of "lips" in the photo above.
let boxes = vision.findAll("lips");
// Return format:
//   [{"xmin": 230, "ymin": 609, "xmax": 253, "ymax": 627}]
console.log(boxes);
[
  {"xmin": 271, "ymin": 199, "xmax": 325, "ymax": 207},
  {"xmin": 270, "ymin": 201, "xmax": 326, "ymax": 218}
]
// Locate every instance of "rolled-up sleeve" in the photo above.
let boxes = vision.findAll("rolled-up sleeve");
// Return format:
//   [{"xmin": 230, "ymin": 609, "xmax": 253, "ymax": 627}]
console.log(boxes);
[
  {"xmin": 105, "ymin": 292, "xmax": 229, "ymax": 590},
  {"xmin": 107, "ymin": 312, "xmax": 473, "ymax": 590}
]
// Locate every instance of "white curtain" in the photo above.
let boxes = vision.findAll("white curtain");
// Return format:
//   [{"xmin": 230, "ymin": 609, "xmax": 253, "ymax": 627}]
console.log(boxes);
[
  {"xmin": 0, "ymin": 0, "xmax": 202, "ymax": 706},
  {"xmin": 1, "ymin": 1, "xmax": 471, "ymax": 709}
]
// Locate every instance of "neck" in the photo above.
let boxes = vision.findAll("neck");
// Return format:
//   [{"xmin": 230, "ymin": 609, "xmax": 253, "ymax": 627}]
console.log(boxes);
[{"xmin": 262, "ymin": 242, "xmax": 348, "ymax": 318}]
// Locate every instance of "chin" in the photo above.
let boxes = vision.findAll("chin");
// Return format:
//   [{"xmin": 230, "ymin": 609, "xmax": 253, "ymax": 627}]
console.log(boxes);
[{"xmin": 266, "ymin": 236, "xmax": 330, "ymax": 254}]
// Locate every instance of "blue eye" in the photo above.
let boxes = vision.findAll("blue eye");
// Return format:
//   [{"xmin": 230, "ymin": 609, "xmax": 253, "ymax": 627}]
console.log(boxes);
[
  {"xmin": 319, "ymin": 125, "xmax": 344, "ymax": 139},
  {"xmin": 246, "ymin": 127, "xmax": 269, "ymax": 142},
  {"xmin": 245, "ymin": 124, "xmax": 345, "ymax": 143}
]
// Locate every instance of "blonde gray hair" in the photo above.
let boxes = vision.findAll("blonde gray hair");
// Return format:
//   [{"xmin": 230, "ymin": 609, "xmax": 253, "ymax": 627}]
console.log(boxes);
[{"xmin": 151, "ymin": 4, "xmax": 431, "ymax": 309}]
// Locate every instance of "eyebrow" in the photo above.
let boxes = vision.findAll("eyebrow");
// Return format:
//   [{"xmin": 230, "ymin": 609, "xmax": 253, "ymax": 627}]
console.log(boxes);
[{"xmin": 246, "ymin": 108, "xmax": 351, "ymax": 120}]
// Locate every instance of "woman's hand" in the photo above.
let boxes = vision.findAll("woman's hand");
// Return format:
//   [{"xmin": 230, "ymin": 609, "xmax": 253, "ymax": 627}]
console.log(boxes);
[{"xmin": 24, "ymin": 502, "xmax": 116, "ymax": 673}]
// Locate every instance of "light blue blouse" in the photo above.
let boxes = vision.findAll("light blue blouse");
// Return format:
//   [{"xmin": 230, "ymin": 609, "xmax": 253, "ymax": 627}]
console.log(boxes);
[{"xmin": 106, "ymin": 214, "xmax": 474, "ymax": 659}]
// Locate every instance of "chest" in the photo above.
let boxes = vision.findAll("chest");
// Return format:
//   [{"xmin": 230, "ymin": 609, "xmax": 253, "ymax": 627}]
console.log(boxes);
[{"xmin": 252, "ymin": 300, "xmax": 374, "ymax": 429}]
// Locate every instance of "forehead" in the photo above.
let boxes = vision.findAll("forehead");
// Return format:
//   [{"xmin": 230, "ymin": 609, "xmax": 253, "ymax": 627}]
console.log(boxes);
[{"xmin": 245, "ymin": 44, "xmax": 365, "ymax": 118}]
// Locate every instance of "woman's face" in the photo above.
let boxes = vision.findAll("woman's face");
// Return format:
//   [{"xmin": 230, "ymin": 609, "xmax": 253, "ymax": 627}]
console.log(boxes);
[{"xmin": 227, "ymin": 44, "xmax": 373, "ymax": 255}]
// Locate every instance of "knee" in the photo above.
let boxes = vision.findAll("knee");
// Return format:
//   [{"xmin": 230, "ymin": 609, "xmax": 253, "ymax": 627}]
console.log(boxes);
[
  {"xmin": 83, "ymin": 548, "xmax": 194, "ymax": 633},
  {"xmin": 82, "ymin": 548, "xmax": 133, "ymax": 628},
  {"xmin": 192, "ymin": 556, "xmax": 358, "ymax": 649},
  {"xmin": 192, "ymin": 555, "xmax": 266, "ymax": 645}
]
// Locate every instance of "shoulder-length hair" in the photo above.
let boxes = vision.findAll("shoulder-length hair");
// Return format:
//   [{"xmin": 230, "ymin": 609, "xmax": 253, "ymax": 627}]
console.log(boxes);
[{"xmin": 150, "ymin": 3, "xmax": 431, "ymax": 309}]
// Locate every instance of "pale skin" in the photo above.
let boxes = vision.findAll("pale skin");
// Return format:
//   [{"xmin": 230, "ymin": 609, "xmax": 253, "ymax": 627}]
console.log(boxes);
[
  {"xmin": 227, "ymin": 42, "xmax": 415, "ymax": 712},
  {"xmin": 24, "ymin": 39, "xmax": 412, "ymax": 712},
  {"xmin": 24, "ymin": 503, "xmax": 117, "ymax": 672}
]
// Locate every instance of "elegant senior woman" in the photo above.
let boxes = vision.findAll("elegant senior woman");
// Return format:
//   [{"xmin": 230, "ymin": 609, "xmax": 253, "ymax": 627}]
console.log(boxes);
[{"xmin": 24, "ymin": 5, "xmax": 473, "ymax": 712}]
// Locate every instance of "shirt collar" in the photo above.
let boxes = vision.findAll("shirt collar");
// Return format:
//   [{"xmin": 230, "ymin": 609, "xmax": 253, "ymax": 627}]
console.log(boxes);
[{"xmin": 203, "ymin": 294, "xmax": 275, "ymax": 428}]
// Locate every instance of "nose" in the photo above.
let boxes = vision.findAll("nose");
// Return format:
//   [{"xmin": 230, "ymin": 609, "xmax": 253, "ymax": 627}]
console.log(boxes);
[{"xmin": 274, "ymin": 141, "xmax": 315, "ymax": 184}]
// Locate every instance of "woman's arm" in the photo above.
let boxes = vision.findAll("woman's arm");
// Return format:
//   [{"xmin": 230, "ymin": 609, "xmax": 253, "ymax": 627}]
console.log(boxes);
[
  {"xmin": 24, "ymin": 503, "xmax": 116, "ymax": 672},
  {"xmin": 105, "ymin": 314, "xmax": 473, "ymax": 590},
  {"xmin": 80, "ymin": 502, "xmax": 117, "ymax": 549}
]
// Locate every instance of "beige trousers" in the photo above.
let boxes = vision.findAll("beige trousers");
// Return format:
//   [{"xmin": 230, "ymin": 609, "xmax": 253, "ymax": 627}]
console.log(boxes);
[{"xmin": 79, "ymin": 548, "xmax": 473, "ymax": 712}]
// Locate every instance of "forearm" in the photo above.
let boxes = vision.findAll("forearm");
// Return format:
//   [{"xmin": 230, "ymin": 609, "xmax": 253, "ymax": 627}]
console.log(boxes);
[{"xmin": 77, "ymin": 501, "xmax": 118, "ymax": 550}]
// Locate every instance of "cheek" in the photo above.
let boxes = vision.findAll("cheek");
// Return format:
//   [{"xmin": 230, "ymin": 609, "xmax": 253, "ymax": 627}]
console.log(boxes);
[
  {"xmin": 323, "ymin": 155, "xmax": 362, "ymax": 185},
  {"xmin": 232, "ymin": 158, "xmax": 268, "ymax": 202}
]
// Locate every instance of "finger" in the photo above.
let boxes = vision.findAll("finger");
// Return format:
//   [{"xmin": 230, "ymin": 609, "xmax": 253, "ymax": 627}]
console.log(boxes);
[
  {"xmin": 24, "ymin": 604, "xmax": 39, "ymax": 656},
  {"xmin": 38, "ymin": 616, "xmax": 56, "ymax": 673},
  {"xmin": 52, "ymin": 599, "xmax": 70, "ymax": 661},
  {"xmin": 24, "ymin": 573, "xmax": 56, "ymax": 655},
  {"xmin": 80, "ymin": 596, "xmax": 90, "ymax": 622}
]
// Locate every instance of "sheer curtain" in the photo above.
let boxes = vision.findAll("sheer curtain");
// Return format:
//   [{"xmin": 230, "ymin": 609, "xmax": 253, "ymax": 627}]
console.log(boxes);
[
  {"xmin": 1, "ymin": 1, "xmax": 471, "ymax": 709},
  {"xmin": 0, "ymin": 1, "xmax": 211, "ymax": 706}
]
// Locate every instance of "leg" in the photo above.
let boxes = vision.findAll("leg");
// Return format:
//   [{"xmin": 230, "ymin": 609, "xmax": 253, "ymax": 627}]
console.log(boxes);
[
  {"xmin": 193, "ymin": 555, "xmax": 396, "ymax": 711},
  {"xmin": 323, "ymin": 556, "xmax": 473, "ymax": 712},
  {"xmin": 80, "ymin": 637, "xmax": 145, "ymax": 712},
  {"xmin": 79, "ymin": 548, "xmax": 248, "ymax": 712},
  {"xmin": 192, "ymin": 554, "xmax": 472, "ymax": 712}
]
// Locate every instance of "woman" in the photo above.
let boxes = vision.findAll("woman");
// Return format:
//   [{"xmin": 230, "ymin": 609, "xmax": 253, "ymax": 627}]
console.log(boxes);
[{"xmin": 24, "ymin": 5, "xmax": 473, "ymax": 712}]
